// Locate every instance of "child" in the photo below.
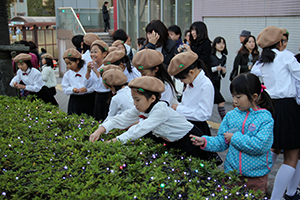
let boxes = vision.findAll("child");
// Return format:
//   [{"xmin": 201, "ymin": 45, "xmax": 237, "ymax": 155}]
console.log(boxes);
[
  {"xmin": 89, "ymin": 76, "xmax": 219, "ymax": 161},
  {"xmin": 132, "ymin": 49, "xmax": 177, "ymax": 105},
  {"xmin": 168, "ymin": 25, "xmax": 184, "ymax": 49},
  {"xmin": 41, "ymin": 53, "xmax": 57, "ymax": 96},
  {"xmin": 210, "ymin": 36, "xmax": 227, "ymax": 120},
  {"xmin": 61, "ymin": 48, "xmax": 95, "ymax": 116},
  {"xmin": 101, "ymin": 69, "xmax": 134, "ymax": 121},
  {"xmin": 82, "ymin": 33, "xmax": 100, "ymax": 69},
  {"xmin": 190, "ymin": 73, "xmax": 274, "ymax": 194},
  {"xmin": 168, "ymin": 51, "xmax": 222, "ymax": 164},
  {"xmin": 251, "ymin": 26, "xmax": 300, "ymax": 200},
  {"xmin": 84, "ymin": 40, "xmax": 111, "ymax": 121},
  {"xmin": 102, "ymin": 50, "xmax": 141, "ymax": 82},
  {"xmin": 9, "ymin": 53, "xmax": 58, "ymax": 105}
]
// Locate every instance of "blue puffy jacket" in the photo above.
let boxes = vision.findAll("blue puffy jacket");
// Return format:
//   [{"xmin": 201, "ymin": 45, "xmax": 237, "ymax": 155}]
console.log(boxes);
[{"xmin": 202, "ymin": 107, "xmax": 274, "ymax": 177}]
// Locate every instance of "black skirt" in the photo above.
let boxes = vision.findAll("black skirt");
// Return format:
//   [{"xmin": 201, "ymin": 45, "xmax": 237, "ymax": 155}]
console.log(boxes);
[
  {"xmin": 272, "ymin": 98, "xmax": 300, "ymax": 149},
  {"xmin": 93, "ymin": 91, "xmax": 112, "ymax": 121},
  {"xmin": 29, "ymin": 86, "xmax": 58, "ymax": 106},
  {"xmin": 68, "ymin": 92, "xmax": 95, "ymax": 116},
  {"xmin": 213, "ymin": 83, "xmax": 225, "ymax": 104}
]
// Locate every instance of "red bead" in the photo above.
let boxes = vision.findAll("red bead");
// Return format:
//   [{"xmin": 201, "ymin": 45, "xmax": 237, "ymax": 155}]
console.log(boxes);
[
  {"xmin": 163, "ymin": 143, "xmax": 166, "ymax": 146},
  {"xmin": 119, "ymin": 166, "xmax": 123, "ymax": 170}
]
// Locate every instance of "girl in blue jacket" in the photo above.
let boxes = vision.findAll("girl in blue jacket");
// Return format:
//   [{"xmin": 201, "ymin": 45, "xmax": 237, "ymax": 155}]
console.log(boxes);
[{"xmin": 190, "ymin": 73, "xmax": 274, "ymax": 194}]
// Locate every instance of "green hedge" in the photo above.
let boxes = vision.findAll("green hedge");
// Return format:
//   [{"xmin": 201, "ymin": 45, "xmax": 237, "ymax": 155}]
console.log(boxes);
[{"xmin": 0, "ymin": 96, "xmax": 263, "ymax": 199}]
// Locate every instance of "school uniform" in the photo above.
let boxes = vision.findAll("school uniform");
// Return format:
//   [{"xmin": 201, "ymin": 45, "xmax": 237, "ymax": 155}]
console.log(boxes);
[
  {"xmin": 161, "ymin": 82, "xmax": 176, "ymax": 106},
  {"xmin": 85, "ymin": 65, "xmax": 111, "ymax": 121},
  {"xmin": 41, "ymin": 65, "xmax": 57, "ymax": 95},
  {"xmin": 10, "ymin": 68, "xmax": 58, "ymax": 105},
  {"xmin": 81, "ymin": 50, "xmax": 92, "ymax": 69},
  {"xmin": 176, "ymin": 69, "xmax": 214, "ymax": 135},
  {"xmin": 123, "ymin": 66, "xmax": 141, "ymax": 82},
  {"xmin": 61, "ymin": 67, "xmax": 95, "ymax": 116},
  {"xmin": 101, "ymin": 101, "xmax": 218, "ymax": 160},
  {"xmin": 104, "ymin": 86, "xmax": 134, "ymax": 122},
  {"xmin": 252, "ymin": 48, "xmax": 300, "ymax": 149},
  {"xmin": 210, "ymin": 53, "xmax": 226, "ymax": 104}
]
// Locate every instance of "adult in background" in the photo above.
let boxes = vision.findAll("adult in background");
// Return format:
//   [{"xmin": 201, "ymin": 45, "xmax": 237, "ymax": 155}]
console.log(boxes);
[
  {"xmin": 28, "ymin": 41, "xmax": 40, "ymax": 68},
  {"xmin": 239, "ymin": 30, "xmax": 251, "ymax": 44},
  {"xmin": 229, "ymin": 35, "xmax": 259, "ymax": 81},
  {"xmin": 168, "ymin": 25, "xmax": 184, "ymax": 49},
  {"xmin": 102, "ymin": 1, "xmax": 110, "ymax": 32},
  {"xmin": 141, "ymin": 20, "xmax": 176, "ymax": 68}
]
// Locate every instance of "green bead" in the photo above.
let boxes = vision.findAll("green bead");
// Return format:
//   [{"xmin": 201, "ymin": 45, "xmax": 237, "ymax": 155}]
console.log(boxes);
[
  {"xmin": 68, "ymin": 53, "xmax": 72, "ymax": 56},
  {"xmin": 200, "ymin": 163, "xmax": 204, "ymax": 167},
  {"xmin": 138, "ymin": 88, "xmax": 144, "ymax": 92},
  {"xmin": 179, "ymin": 64, "xmax": 184, "ymax": 69}
]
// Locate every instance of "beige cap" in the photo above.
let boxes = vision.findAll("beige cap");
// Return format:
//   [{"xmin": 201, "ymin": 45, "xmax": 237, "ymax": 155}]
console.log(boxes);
[
  {"xmin": 102, "ymin": 69, "xmax": 128, "ymax": 86},
  {"xmin": 102, "ymin": 50, "xmax": 125, "ymax": 65},
  {"xmin": 108, "ymin": 46, "xmax": 118, "ymax": 53},
  {"xmin": 111, "ymin": 40, "xmax": 124, "ymax": 47},
  {"xmin": 91, "ymin": 40, "xmax": 109, "ymax": 52},
  {"xmin": 280, "ymin": 28, "xmax": 289, "ymax": 36},
  {"xmin": 99, "ymin": 64, "xmax": 123, "ymax": 75},
  {"xmin": 128, "ymin": 76, "xmax": 165, "ymax": 93},
  {"xmin": 13, "ymin": 53, "xmax": 32, "ymax": 63},
  {"xmin": 132, "ymin": 49, "xmax": 164, "ymax": 70},
  {"xmin": 257, "ymin": 26, "xmax": 283, "ymax": 49},
  {"xmin": 168, "ymin": 51, "xmax": 198, "ymax": 76},
  {"xmin": 63, "ymin": 48, "xmax": 82, "ymax": 59},
  {"xmin": 42, "ymin": 53, "xmax": 53, "ymax": 60},
  {"xmin": 83, "ymin": 33, "xmax": 100, "ymax": 46}
]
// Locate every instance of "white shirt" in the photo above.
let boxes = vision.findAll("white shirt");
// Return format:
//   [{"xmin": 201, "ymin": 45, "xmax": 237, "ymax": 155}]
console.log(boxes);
[
  {"xmin": 176, "ymin": 70, "xmax": 214, "ymax": 121},
  {"xmin": 105, "ymin": 86, "xmax": 134, "ymax": 121},
  {"xmin": 251, "ymin": 49, "xmax": 300, "ymax": 99},
  {"xmin": 10, "ymin": 68, "xmax": 45, "ymax": 92},
  {"xmin": 124, "ymin": 43, "xmax": 135, "ymax": 57},
  {"xmin": 82, "ymin": 50, "xmax": 92, "ymax": 69},
  {"xmin": 101, "ymin": 102, "xmax": 194, "ymax": 143},
  {"xmin": 161, "ymin": 82, "xmax": 176, "ymax": 106},
  {"xmin": 123, "ymin": 66, "xmax": 141, "ymax": 82},
  {"xmin": 41, "ymin": 65, "xmax": 57, "ymax": 88},
  {"xmin": 84, "ymin": 64, "xmax": 110, "ymax": 93},
  {"xmin": 61, "ymin": 67, "xmax": 94, "ymax": 95}
]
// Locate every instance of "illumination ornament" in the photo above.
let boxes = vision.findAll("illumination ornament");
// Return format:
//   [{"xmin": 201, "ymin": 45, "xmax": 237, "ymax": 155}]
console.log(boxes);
[{"xmin": 160, "ymin": 183, "xmax": 165, "ymax": 188}]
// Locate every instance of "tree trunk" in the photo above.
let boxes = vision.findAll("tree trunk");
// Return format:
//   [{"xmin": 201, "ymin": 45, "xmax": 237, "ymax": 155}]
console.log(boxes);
[{"xmin": 0, "ymin": 0, "xmax": 16, "ymax": 96}]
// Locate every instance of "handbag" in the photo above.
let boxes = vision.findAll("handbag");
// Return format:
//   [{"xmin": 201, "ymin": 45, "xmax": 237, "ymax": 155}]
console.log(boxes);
[{"xmin": 229, "ymin": 65, "xmax": 241, "ymax": 81}]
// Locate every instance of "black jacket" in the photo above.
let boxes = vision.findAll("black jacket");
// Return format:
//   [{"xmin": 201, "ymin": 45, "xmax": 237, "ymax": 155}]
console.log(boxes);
[
  {"xmin": 210, "ymin": 54, "xmax": 226, "ymax": 82},
  {"xmin": 141, "ymin": 39, "xmax": 177, "ymax": 67},
  {"xmin": 102, "ymin": 4, "xmax": 109, "ymax": 21}
]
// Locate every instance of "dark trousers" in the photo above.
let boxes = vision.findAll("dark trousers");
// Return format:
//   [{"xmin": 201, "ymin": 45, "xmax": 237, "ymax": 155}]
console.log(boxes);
[{"xmin": 104, "ymin": 20, "xmax": 110, "ymax": 32}]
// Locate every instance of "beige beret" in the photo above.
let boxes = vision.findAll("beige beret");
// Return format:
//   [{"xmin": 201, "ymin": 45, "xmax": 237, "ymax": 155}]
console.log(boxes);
[
  {"xmin": 83, "ymin": 33, "xmax": 100, "ymax": 46},
  {"xmin": 102, "ymin": 50, "xmax": 125, "ymax": 65},
  {"xmin": 91, "ymin": 40, "xmax": 109, "ymax": 52},
  {"xmin": 13, "ymin": 53, "xmax": 32, "ymax": 63},
  {"xmin": 132, "ymin": 49, "xmax": 164, "ymax": 70},
  {"xmin": 168, "ymin": 51, "xmax": 198, "ymax": 76},
  {"xmin": 111, "ymin": 40, "xmax": 124, "ymax": 47},
  {"xmin": 128, "ymin": 76, "xmax": 165, "ymax": 93},
  {"xmin": 42, "ymin": 53, "xmax": 53, "ymax": 60},
  {"xmin": 280, "ymin": 28, "xmax": 289, "ymax": 36},
  {"xmin": 257, "ymin": 26, "xmax": 283, "ymax": 49},
  {"xmin": 63, "ymin": 48, "xmax": 81, "ymax": 59},
  {"xmin": 102, "ymin": 69, "xmax": 128, "ymax": 86},
  {"xmin": 99, "ymin": 64, "xmax": 123, "ymax": 75},
  {"xmin": 108, "ymin": 46, "xmax": 118, "ymax": 53}
]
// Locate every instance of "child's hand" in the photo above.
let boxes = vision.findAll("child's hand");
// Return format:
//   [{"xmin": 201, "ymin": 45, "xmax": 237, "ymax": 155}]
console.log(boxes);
[
  {"xmin": 87, "ymin": 61, "xmax": 94, "ymax": 71},
  {"xmin": 190, "ymin": 135, "xmax": 205, "ymax": 146},
  {"xmin": 106, "ymin": 138, "xmax": 118, "ymax": 143},
  {"xmin": 73, "ymin": 87, "xmax": 79, "ymax": 93},
  {"xmin": 171, "ymin": 104, "xmax": 178, "ymax": 110},
  {"xmin": 78, "ymin": 87, "xmax": 87, "ymax": 93},
  {"xmin": 217, "ymin": 65, "xmax": 222, "ymax": 71},
  {"xmin": 221, "ymin": 67, "xmax": 226, "ymax": 73},
  {"xmin": 89, "ymin": 126, "xmax": 106, "ymax": 142},
  {"xmin": 13, "ymin": 82, "xmax": 17, "ymax": 87},
  {"xmin": 224, "ymin": 132, "xmax": 234, "ymax": 143},
  {"xmin": 15, "ymin": 84, "xmax": 25, "ymax": 89}
]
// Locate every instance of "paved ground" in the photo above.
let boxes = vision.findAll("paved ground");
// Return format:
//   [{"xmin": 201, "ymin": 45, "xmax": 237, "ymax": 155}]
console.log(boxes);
[{"xmin": 54, "ymin": 70, "xmax": 283, "ymax": 198}]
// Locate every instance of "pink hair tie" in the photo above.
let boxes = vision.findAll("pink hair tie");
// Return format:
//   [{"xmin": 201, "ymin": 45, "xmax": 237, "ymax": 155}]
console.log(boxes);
[{"xmin": 261, "ymin": 85, "xmax": 266, "ymax": 93}]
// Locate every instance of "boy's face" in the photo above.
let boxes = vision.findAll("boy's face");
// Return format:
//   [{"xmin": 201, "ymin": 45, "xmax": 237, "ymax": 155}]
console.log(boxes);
[{"xmin": 168, "ymin": 31, "xmax": 180, "ymax": 41}]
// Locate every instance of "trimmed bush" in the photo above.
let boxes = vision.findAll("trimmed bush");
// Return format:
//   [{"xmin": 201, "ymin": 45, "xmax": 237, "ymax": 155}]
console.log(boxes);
[{"xmin": 0, "ymin": 96, "xmax": 263, "ymax": 199}]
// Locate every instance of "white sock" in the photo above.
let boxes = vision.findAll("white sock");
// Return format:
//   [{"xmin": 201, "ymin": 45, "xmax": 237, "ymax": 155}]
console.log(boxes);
[
  {"xmin": 286, "ymin": 160, "xmax": 300, "ymax": 196},
  {"xmin": 271, "ymin": 164, "xmax": 295, "ymax": 200}
]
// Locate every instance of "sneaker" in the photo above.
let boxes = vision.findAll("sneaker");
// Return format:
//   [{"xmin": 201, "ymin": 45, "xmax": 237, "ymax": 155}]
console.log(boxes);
[{"xmin": 284, "ymin": 190, "xmax": 300, "ymax": 200}]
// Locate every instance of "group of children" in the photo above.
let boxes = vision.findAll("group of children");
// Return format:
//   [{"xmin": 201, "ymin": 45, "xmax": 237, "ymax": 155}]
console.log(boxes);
[{"xmin": 10, "ymin": 25, "xmax": 300, "ymax": 199}]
